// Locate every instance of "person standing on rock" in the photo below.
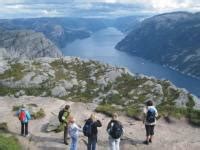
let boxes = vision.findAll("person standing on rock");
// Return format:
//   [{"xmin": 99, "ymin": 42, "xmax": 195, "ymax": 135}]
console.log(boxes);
[
  {"xmin": 83, "ymin": 114, "xmax": 102, "ymax": 150},
  {"xmin": 68, "ymin": 117, "xmax": 82, "ymax": 150},
  {"xmin": 17, "ymin": 105, "xmax": 31, "ymax": 137},
  {"xmin": 143, "ymin": 100, "xmax": 158, "ymax": 145},
  {"xmin": 107, "ymin": 113, "xmax": 123, "ymax": 150},
  {"xmin": 58, "ymin": 104, "xmax": 71, "ymax": 145}
]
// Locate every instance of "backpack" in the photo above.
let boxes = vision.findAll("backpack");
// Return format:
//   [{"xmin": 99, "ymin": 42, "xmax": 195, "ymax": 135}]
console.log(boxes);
[
  {"xmin": 146, "ymin": 108, "xmax": 156, "ymax": 123},
  {"xmin": 83, "ymin": 120, "xmax": 93, "ymax": 137},
  {"xmin": 19, "ymin": 111, "xmax": 26, "ymax": 122},
  {"xmin": 58, "ymin": 109, "xmax": 64, "ymax": 123},
  {"xmin": 58, "ymin": 109, "xmax": 70, "ymax": 123},
  {"xmin": 109, "ymin": 121, "xmax": 123, "ymax": 139}
]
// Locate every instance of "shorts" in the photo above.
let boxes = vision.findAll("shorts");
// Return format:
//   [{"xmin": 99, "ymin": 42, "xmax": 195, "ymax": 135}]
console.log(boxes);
[{"xmin": 145, "ymin": 125, "xmax": 155, "ymax": 136}]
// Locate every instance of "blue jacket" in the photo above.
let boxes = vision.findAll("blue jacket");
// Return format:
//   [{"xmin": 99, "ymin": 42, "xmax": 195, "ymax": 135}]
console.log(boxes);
[{"xmin": 17, "ymin": 108, "xmax": 31, "ymax": 123}]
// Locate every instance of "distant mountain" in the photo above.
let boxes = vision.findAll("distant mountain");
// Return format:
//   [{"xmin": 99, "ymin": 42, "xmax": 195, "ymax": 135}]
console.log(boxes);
[
  {"xmin": 0, "ymin": 16, "xmax": 144, "ymax": 48},
  {"xmin": 0, "ymin": 29, "xmax": 62, "ymax": 58},
  {"xmin": 116, "ymin": 12, "xmax": 200, "ymax": 79}
]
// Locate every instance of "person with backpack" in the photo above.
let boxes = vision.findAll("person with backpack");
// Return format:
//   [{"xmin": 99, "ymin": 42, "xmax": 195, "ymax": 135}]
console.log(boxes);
[
  {"xmin": 58, "ymin": 104, "xmax": 71, "ymax": 145},
  {"xmin": 143, "ymin": 100, "xmax": 158, "ymax": 145},
  {"xmin": 83, "ymin": 114, "xmax": 102, "ymax": 150},
  {"xmin": 107, "ymin": 113, "xmax": 123, "ymax": 150},
  {"xmin": 17, "ymin": 105, "xmax": 31, "ymax": 137},
  {"xmin": 68, "ymin": 117, "xmax": 82, "ymax": 150}
]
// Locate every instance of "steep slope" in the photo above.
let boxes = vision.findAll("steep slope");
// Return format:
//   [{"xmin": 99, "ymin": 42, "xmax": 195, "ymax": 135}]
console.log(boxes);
[
  {"xmin": 0, "ymin": 57, "xmax": 199, "ymax": 125},
  {"xmin": 0, "ymin": 29, "xmax": 62, "ymax": 58},
  {"xmin": 0, "ymin": 16, "xmax": 143, "ymax": 48},
  {"xmin": 116, "ymin": 12, "xmax": 200, "ymax": 79}
]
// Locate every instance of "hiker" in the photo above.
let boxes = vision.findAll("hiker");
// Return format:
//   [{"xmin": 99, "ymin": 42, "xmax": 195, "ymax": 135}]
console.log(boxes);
[
  {"xmin": 107, "ymin": 113, "xmax": 123, "ymax": 150},
  {"xmin": 68, "ymin": 117, "xmax": 82, "ymax": 150},
  {"xmin": 17, "ymin": 105, "xmax": 31, "ymax": 137},
  {"xmin": 143, "ymin": 100, "xmax": 158, "ymax": 145},
  {"xmin": 83, "ymin": 114, "xmax": 102, "ymax": 150},
  {"xmin": 58, "ymin": 104, "xmax": 71, "ymax": 145}
]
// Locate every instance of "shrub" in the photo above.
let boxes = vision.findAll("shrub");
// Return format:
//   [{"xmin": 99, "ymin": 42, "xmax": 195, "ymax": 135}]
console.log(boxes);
[
  {"xmin": 0, "ymin": 122, "xmax": 8, "ymax": 133},
  {"xmin": 95, "ymin": 104, "xmax": 119, "ymax": 117},
  {"xmin": 32, "ymin": 108, "xmax": 45, "ymax": 119}
]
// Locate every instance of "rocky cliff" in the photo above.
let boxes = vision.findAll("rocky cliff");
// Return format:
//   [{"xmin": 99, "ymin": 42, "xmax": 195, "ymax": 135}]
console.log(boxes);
[
  {"xmin": 116, "ymin": 12, "xmax": 200, "ymax": 79},
  {"xmin": 0, "ymin": 56, "xmax": 199, "ymax": 125},
  {"xmin": 0, "ymin": 29, "xmax": 62, "ymax": 58}
]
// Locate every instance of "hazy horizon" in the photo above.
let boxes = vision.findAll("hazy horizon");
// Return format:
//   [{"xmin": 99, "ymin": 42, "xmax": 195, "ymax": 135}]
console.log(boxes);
[{"xmin": 0, "ymin": 0, "xmax": 200, "ymax": 19}]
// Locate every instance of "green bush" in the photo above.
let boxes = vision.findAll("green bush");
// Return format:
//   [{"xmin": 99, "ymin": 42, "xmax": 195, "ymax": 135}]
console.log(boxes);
[
  {"xmin": 12, "ymin": 105, "xmax": 23, "ymax": 111},
  {"xmin": 188, "ymin": 109, "xmax": 200, "ymax": 126},
  {"xmin": 0, "ymin": 122, "xmax": 8, "ymax": 133},
  {"xmin": 0, "ymin": 63, "xmax": 25, "ymax": 81},
  {"xmin": 32, "ymin": 108, "xmax": 45, "ymax": 119},
  {"xmin": 126, "ymin": 106, "xmax": 142, "ymax": 120},
  {"xmin": 95, "ymin": 104, "xmax": 119, "ymax": 117}
]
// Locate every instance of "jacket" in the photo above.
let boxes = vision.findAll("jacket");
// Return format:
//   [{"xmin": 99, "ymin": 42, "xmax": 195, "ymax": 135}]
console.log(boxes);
[
  {"xmin": 86, "ymin": 119, "xmax": 102, "ymax": 138},
  {"xmin": 17, "ymin": 108, "xmax": 31, "ymax": 123}
]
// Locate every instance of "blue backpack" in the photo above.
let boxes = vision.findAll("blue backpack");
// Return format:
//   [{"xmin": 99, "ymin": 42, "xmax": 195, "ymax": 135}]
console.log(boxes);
[
  {"xmin": 83, "ymin": 120, "xmax": 93, "ymax": 137},
  {"xmin": 146, "ymin": 108, "xmax": 156, "ymax": 123}
]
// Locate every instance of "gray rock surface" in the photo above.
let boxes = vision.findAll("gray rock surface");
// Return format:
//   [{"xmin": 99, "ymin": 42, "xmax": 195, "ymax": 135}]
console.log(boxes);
[{"xmin": 0, "ymin": 29, "xmax": 62, "ymax": 58}]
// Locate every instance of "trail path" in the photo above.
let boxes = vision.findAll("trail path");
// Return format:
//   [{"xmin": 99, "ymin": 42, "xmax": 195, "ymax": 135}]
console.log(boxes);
[{"xmin": 0, "ymin": 96, "xmax": 200, "ymax": 150}]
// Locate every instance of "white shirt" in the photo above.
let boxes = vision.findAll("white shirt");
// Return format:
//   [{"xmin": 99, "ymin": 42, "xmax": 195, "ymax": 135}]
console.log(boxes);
[
  {"xmin": 68, "ymin": 123, "xmax": 82, "ymax": 138},
  {"xmin": 143, "ymin": 106, "xmax": 158, "ymax": 125}
]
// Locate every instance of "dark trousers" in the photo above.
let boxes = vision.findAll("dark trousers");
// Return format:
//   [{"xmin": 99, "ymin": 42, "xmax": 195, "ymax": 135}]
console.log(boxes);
[
  {"xmin": 64, "ymin": 124, "xmax": 68, "ymax": 144},
  {"xmin": 21, "ymin": 122, "xmax": 28, "ymax": 135},
  {"xmin": 87, "ymin": 137, "xmax": 97, "ymax": 150},
  {"xmin": 145, "ymin": 125, "xmax": 155, "ymax": 136}
]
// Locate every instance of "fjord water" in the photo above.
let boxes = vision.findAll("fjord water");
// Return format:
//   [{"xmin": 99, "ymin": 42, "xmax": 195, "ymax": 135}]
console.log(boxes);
[{"xmin": 62, "ymin": 27, "xmax": 200, "ymax": 97}]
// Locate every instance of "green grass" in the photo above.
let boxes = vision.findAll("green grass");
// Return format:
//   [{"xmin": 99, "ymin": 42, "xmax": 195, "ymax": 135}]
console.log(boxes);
[
  {"xmin": 0, "ymin": 63, "xmax": 25, "ymax": 81},
  {"xmin": 0, "ymin": 134, "xmax": 22, "ymax": 150}
]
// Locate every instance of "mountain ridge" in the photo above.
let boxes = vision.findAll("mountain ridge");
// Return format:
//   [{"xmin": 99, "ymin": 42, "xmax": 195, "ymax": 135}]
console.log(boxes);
[{"xmin": 116, "ymin": 11, "xmax": 200, "ymax": 79}]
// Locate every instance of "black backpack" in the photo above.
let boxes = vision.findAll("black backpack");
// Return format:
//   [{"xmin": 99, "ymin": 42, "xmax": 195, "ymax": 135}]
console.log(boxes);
[
  {"xmin": 109, "ymin": 121, "xmax": 123, "ymax": 139},
  {"xmin": 146, "ymin": 108, "xmax": 156, "ymax": 123},
  {"xmin": 58, "ymin": 109, "xmax": 64, "ymax": 123},
  {"xmin": 83, "ymin": 120, "xmax": 93, "ymax": 137}
]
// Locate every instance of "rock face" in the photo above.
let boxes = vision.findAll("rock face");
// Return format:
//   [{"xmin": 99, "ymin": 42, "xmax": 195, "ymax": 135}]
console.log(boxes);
[
  {"xmin": 116, "ymin": 12, "xmax": 200, "ymax": 79},
  {"xmin": 0, "ymin": 16, "xmax": 145, "ymax": 48},
  {"xmin": 0, "ymin": 56, "xmax": 199, "ymax": 114},
  {"xmin": 0, "ymin": 29, "xmax": 62, "ymax": 58}
]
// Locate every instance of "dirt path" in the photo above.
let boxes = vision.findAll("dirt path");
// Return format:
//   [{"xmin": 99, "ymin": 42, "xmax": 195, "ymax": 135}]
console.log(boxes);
[{"xmin": 0, "ymin": 96, "xmax": 200, "ymax": 150}]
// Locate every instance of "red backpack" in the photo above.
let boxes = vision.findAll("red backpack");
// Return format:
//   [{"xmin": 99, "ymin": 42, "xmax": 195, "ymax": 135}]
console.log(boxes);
[{"xmin": 19, "ymin": 111, "xmax": 26, "ymax": 122}]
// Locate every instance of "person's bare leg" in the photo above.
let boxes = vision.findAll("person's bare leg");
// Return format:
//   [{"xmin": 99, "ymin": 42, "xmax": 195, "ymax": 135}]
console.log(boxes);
[{"xmin": 149, "ymin": 135, "xmax": 153, "ymax": 143}]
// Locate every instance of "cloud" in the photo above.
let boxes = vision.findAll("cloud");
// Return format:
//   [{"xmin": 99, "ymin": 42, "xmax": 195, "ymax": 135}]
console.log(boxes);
[{"xmin": 0, "ymin": 0, "xmax": 199, "ymax": 19}]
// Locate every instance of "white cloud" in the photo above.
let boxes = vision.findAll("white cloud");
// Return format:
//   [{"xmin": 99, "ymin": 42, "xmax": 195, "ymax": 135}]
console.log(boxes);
[{"xmin": 0, "ymin": 0, "xmax": 200, "ymax": 18}]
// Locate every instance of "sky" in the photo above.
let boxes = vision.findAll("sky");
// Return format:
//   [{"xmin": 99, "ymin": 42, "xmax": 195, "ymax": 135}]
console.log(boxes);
[{"xmin": 0, "ymin": 0, "xmax": 200, "ymax": 19}]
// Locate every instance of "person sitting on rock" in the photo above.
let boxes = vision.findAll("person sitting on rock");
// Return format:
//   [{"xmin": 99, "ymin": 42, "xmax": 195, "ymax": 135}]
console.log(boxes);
[
  {"xmin": 58, "ymin": 104, "xmax": 71, "ymax": 145},
  {"xmin": 68, "ymin": 116, "xmax": 82, "ymax": 150},
  {"xmin": 107, "ymin": 113, "xmax": 124, "ymax": 150},
  {"xmin": 83, "ymin": 113, "xmax": 102, "ymax": 150},
  {"xmin": 143, "ymin": 100, "xmax": 158, "ymax": 145},
  {"xmin": 17, "ymin": 104, "xmax": 31, "ymax": 137}
]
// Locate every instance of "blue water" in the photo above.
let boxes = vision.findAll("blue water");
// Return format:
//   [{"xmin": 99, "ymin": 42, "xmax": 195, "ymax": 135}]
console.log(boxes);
[{"xmin": 62, "ymin": 27, "xmax": 200, "ymax": 97}]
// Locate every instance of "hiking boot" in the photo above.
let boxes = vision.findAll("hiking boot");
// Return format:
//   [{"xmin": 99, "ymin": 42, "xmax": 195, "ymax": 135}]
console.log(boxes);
[
  {"xmin": 149, "ymin": 139, "xmax": 152, "ymax": 143},
  {"xmin": 64, "ymin": 142, "xmax": 69, "ymax": 145},
  {"xmin": 143, "ymin": 140, "xmax": 149, "ymax": 145},
  {"xmin": 25, "ymin": 134, "xmax": 30, "ymax": 137}
]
